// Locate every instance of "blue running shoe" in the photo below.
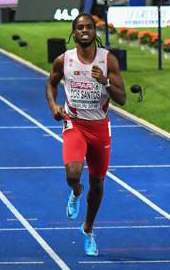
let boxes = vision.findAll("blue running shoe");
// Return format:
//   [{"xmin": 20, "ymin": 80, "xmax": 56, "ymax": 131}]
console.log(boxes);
[
  {"xmin": 80, "ymin": 224, "xmax": 98, "ymax": 256},
  {"xmin": 66, "ymin": 190, "xmax": 81, "ymax": 219}
]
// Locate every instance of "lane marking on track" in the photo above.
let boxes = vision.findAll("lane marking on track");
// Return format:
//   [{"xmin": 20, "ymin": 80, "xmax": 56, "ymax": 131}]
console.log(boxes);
[
  {"xmin": 0, "ymin": 261, "xmax": 44, "ymax": 265},
  {"xmin": 0, "ymin": 126, "xmax": 63, "ymax": 129},
  {"xmin": 0, "ymin": 224, "xmax": 170, "ymax": 232},
  {"xmin": 109, "ymin": 165, "xmax": 170, "ymax": 168},
  {"xmin": 0, "ymin": 166, "xmax": 65, "ymax": 170},
  {"xmin": 0, "ymin": 125, "xmax": 140, "ymax": 129},
  {"xmin": 0, "ymin": 189, "xmax": 72, "ymax": 270},
  {"xmin": 0, "ymin": 77, "xmax": 46, "ymax": 80},
  {"xmin": 0, "ymin": 165, "xmax": 170, "ymax": 170},
  {"xmin": 78, "ymin": 260, "xmax": 170, "ymax": 264},
  {"xmin": 7, "ymin": 218, "xmax": 38, "ymax": 221},
  {"xmin": 155, "ymin": 216, "xmax": 167, "ymax": 219}
]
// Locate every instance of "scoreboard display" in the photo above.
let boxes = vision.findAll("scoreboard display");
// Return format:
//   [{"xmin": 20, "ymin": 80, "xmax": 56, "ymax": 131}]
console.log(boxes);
[
  {"xmin": 15, "ymin": 0, "xmax": 83, "ymax": 21},
  {"xmin": 0, "ymin": 0, "xmax": 18, "ymax": 6}
]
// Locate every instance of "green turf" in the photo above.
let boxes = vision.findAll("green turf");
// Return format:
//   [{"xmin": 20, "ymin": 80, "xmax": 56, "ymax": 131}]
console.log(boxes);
[{"xmin": 0, "ymin": 22, "xmax": 170, "ymax": 133}]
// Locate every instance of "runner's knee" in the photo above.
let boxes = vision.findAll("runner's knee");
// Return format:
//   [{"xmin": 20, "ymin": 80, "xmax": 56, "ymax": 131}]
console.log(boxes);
[{"xmin": 66, "ymin": 163, "xmax": 83, "ymax": 184}]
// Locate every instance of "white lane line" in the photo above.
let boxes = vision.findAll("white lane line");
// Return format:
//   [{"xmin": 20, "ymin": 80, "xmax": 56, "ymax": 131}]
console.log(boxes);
[
  {"xmin": 79, "ymin": 260, "xmax": 170, "ymax": 264},
  {"xmin": 0, "ymin": 126, "xmax": 62, "ymax": 129},
  {"xmin": 1, "ymin": 224, "xmax": 170, "ymax": 232},
  {"xmin": 111, "ymin": 125, "xmax": 140, "ymax": 128},
  {"xmin": 155, "ymin": 216, "xmax": 167, "ymax": 219},
  {"xmin": 109, "ymin": 165, "xmax": 170, "ymax": 168},
  {"xmin": 0, "ymin": 125, "xmax": 139, "ymax": 129},
  {"xmin": 0, "ymin": 95, "xmax": 63, "ymax": 143},
  {"xmin": 0, "ymin": 165, "xmax": 170, "ymax": 170},
  {"xmin": 0, "ymin": 77, "xmax": 46, "ymax": 80},
  {"xmin": 43, "ymin": 133, "xmax": 62, "ymax": 137},
  {"xmin": 0, "ymin": 166, "xmax": 65, "ymax": 170},
  {"xmin": 7, "ymin": 218, "xmax": 37, "ymax": 221},
  {"xmin": 107, "ymin": 172, "xmax": 170, "ymax": 221},
  {"xmin": 0, "ymin": 190, "xmax": 72, "ymax": 270},
  {"xmin": 0, "ymin": 261, "xmax": 44, "ymax": 265},
  {"xmin": 119, "ymin": 189, "xmax": 147, "ymax": 193}
]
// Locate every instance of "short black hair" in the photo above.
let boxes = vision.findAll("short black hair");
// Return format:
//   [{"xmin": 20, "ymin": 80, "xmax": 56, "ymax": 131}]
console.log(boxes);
[{"xmin": 72, "ymin": 13, "xmax": 96, "ymax": 31}]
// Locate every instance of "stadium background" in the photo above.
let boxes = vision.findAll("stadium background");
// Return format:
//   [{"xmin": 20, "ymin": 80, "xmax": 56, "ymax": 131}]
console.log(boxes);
[{"xmin": 0, "ymin": 0, "xmax": 170, "ymax": 133}]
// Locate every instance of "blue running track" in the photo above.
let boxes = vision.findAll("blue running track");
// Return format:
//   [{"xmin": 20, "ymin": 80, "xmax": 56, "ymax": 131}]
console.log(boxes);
[{"xmin": 0, "ymin": 50, "xmax": 170, "ymax": 270}]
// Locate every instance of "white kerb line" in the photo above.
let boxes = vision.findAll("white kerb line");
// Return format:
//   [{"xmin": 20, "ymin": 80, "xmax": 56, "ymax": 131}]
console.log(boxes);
[
  {"xmin": 0, "ymin": 190, "xmax": 71, "ymax": 270},
  {"xmin": 1, "ymin": 94, "xmax": 170, "ymax": 221}
]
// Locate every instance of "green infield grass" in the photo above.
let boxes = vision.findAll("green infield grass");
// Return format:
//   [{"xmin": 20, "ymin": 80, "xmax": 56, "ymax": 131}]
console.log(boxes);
[{"xmin": 0, "ymin": 22, "xmax": 170, "ymax": 133}]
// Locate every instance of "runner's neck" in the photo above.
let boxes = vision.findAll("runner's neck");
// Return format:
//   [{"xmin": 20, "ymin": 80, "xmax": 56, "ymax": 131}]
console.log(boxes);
[{"xmin": 76, "ymin": 45, "xmax": 97, "ymax": 64}]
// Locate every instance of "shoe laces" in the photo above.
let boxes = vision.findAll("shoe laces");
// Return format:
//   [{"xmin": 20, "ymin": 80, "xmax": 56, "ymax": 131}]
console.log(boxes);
[
  {"xmin": 69, "ymin": 192, "xmax": 78, "ymax": 206},
  {"xmin": 86, "ymin": 235, "xmax": 98, "ymax": 254},
  {"xmin": 86, "ymin": 232, "xmax": 96, "ymax": 245},
  {"xmin": 69, "ymin": 185, "xmax": 83, "ymax": 205}
]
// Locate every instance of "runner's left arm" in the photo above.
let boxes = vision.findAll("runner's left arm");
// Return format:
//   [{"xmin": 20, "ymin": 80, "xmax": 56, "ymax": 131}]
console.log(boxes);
[{"xmin": 91, "ymin": 53, "xmax": 126, "ymax": 105}]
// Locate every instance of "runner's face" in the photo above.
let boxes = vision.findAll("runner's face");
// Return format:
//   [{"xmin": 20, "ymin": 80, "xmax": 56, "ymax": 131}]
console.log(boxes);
[{"xmin": 73, "ymin": 16, "xmax": 96, "ymax": 48}]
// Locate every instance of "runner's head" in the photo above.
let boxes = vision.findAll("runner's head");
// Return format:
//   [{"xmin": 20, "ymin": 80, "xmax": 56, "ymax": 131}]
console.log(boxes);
[
  {"xmin": 67, "ymin": 13, "xmax": 103, "ymax": 48},
  {"xmin": 72, "ymin": 13, "xmax": 96, "ymax": 48},
  {"xmin": 72, "ymin": 13, "xmax": 96, "ymax": 31}
]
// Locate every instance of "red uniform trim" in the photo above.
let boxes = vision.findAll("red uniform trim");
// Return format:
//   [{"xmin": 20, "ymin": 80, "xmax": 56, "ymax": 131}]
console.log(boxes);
[{"xmin": 68, "ymin": 103, "xmax": 77, "ymax": 116}]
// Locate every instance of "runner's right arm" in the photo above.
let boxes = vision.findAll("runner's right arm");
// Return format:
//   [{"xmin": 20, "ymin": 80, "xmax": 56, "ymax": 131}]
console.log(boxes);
[{"xmin": 46, "ymin": 54, "xmax": 65, "ymax": 121}]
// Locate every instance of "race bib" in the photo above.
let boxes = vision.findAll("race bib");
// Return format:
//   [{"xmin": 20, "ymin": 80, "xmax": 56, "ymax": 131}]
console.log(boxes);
[
  {"xmin": 68, "ymin": 81, "xmax": 102, "ymax": 109},
  {"xmin": 62, "ymin": 120, "xmax": 73, "ymax": 133}
]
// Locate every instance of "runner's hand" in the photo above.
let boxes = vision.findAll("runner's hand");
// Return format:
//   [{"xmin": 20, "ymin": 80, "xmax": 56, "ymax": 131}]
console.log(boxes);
[
  {"xmin": 91, "ymin": 65, "xmax": 107, "ymax": 85},
  {"xmin": 52, "ymin": 104, "xmax": 65, "ymax": 121}
]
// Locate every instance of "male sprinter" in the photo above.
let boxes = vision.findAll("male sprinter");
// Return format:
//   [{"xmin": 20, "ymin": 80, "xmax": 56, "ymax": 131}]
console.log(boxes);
[{"xmin": 46, "ymin": 13, "xmax": 126, "ymax": 256}]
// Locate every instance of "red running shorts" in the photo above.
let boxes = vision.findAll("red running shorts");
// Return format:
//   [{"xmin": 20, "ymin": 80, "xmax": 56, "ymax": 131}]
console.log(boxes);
[{"xmin": 62, "ymin": 116, "xmax": 111, "ymax": 178}]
